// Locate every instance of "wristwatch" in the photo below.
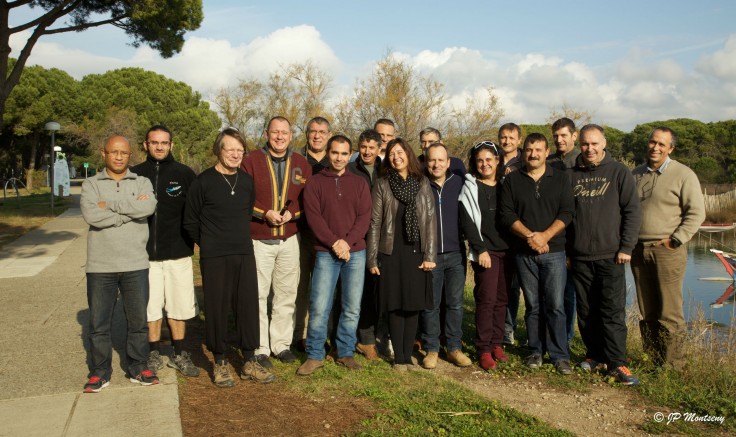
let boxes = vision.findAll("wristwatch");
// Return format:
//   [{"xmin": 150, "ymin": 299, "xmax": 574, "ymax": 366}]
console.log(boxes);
[{"xmin": 670, "ymin": 237, "xmax": 682, "ymax": 248}]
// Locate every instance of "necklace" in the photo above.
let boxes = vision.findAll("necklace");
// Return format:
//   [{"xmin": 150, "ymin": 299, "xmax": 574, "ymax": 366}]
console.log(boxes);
[{"xmin": 220, "ymin": 170, "xmax": 238, "ymax": 195}]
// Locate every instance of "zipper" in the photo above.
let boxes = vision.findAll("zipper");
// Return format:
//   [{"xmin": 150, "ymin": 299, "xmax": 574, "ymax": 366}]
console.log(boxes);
[{"xmin": 153, "ymin": 162, "xmax": 159, "ymax": 258}]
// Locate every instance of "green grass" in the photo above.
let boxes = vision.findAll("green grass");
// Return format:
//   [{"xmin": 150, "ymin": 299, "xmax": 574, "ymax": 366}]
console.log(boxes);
[{"xmin": 0, "ymin": 191, "xmax": 70, "ymax": 249}]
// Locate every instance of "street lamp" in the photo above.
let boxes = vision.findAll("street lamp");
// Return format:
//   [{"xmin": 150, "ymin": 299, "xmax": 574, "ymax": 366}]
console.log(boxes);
[{"xmin": 45, "ymin": 121, "xmax": 60, "ymax": 211}]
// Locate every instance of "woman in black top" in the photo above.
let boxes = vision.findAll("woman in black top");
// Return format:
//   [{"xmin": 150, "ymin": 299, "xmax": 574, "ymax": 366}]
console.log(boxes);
[
  {"xmin": 459, "ymin": 141, "xmax": 511, "ymax": 371},
  {"xmin": 366, "ymin": 138, "xmax": 437, "ymax": 371},
  {"xmin": 183, "ymin": 128, "xmax": 272, "ymax": 388}
]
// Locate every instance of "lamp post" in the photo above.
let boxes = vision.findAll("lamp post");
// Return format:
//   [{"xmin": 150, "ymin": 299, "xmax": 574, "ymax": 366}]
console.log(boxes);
[{"xmin": 45, "ymin": 122, "xmax": 60, "ymax": 211}]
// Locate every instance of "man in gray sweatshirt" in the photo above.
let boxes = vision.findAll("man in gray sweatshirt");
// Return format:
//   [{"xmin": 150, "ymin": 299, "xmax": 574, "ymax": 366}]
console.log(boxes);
[{"xmin": 80, "ymin": 135, "xmax": 158, "ymax": 393}]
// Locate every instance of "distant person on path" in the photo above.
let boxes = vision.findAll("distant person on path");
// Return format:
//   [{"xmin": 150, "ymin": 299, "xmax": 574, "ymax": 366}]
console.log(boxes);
[
  {"xmin": 183, "ymin": 128, "xmax": 274, "ymax": 388},
  {"xmin": 569, "ymin": 124, "xmax": 641, "ymax": 385},
  {"xmin": 131, "ymin": 125, "xmax": 199, "ymax": 378},
  {"xmin": 499, "ymin": 133, "xmax": 575, "ymax": 375},
  {"xmin": 297, "ymin": 135, "xmax": 372, "ymax": 375},
  {"xmin": 80, "ymin": 135, "xmax": 158, "ymax": 392},
  {"xmin": 631, "ymin": 126, "xmax": 705, "ymax": 370},
  {"xmin": 367, "ymin": 138, "xmax": 437, "ymax": 371},
  {"xmin": 242, "ymin": 116, "xmax": 311, "ymax": 368},
  {"xmin": 459, "ymin": 141, "xmax": 512, "ymax": 371}
]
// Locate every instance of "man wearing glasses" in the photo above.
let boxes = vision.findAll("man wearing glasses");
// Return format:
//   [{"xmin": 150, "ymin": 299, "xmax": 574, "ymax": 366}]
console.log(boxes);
[
  {"xmin": 242, "ymin": 116, "xmax": 312, "ymax": 368},
  {"xmin": 131, "ymin": 125, "xmax": 199, "ymax": 378},
  {"xmin": 294, "ymin": 116, "xmax": 332, "ymax": 352},
  {"xmin": 80, "ymin": 135, "xmax": 158, "ymax": 392},
  {"xmin": 631, "ymin": 127, "xmax": 704, "ymax": 370},
  {"xmin": 499, "ymin": 133, "xmax": 575, "ymax": 375}
]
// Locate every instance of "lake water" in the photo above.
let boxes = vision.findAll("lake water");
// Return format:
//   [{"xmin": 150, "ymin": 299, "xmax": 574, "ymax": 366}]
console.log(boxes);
[{"xmin": 624, "ymin": 231, "xmax": 736, "ymax": 327}]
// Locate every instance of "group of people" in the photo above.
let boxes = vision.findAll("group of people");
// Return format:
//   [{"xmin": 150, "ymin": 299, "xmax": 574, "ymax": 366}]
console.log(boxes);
[{"xmin": 80, "ymin": 113, "xmax": 704, "ymax": 392}]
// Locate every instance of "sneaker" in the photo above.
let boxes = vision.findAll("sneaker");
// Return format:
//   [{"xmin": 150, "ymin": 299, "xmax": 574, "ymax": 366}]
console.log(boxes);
[
  {"xmin": 525, "ymin": 354, "xmax": 543, "ymax": 369},
  {"xmin": 168, "ymin": 351, "xmax": 200, "ymax": 377},
  {"xmin": 502, "ymin": 331, "xmax": 515, "ymax": 346},
  {"xmin": 422, "ymin": 351, "xmax": 438, "ymax": 369},
  {"xmin": 447, "ymin": 349, "xmax": 472, "ymax": 367},
  {"xmin": 555, "ymin": 359, "xmax": 573, "ymax": 375},
  {"xmin": 242, "ymin": 359, "xmax": 276, "ymax": 383},
  {"xmin": 356, "ymin": 343, "xmax": 380, "ymax": 361},
  {"xmin": 129, "ymin": 369, "xmax": 160, "ymax": 386},
  {"xmin": 480, "ymin": 352, "xmax": 497, "ymax": 370},
  {"xmin": 491, "ymin": 345, "xmax": 508, "ymax": 362},
  {"xmin": 83, "ymin": 376, "xmax": 109, "ymax": 393},
  {"xmin": 609, "ymin": 366, "xmax": 640, "ymax": 386},
  {"xmin": 276, "ymin": 349, "xmax": 297, "ymax": 363},
  {"xmin": 147, "ymin": 350, "xmax": 164, "ymax": 371},
  {"xmin": 377, "ymin": 337, "xmax": 394, "ymax": 360},
  {"xmin": 579, "ymin": 358, "xmax": 607, "ymax": 373},
  {"xmin": 255, "ymin": 354, "xmax": 273, "ymax": 369},
  {"xmin": 296, "ymin": 358, "xmax": 324, "ymax": 376},
  {"xmin": 336, "ymin": 356, "xmax": 363, "ymax": 370},
  {"xmin": 214, "ymin": 361, "xmax": 235, "ymax": 388}
]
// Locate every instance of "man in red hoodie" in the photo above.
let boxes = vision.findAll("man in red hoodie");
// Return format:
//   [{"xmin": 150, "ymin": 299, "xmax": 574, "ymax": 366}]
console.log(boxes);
[
  {"xmin": 242, "ymin": 116, "xmax": 312, "ymax": 368},
  {"xmin": 297, "ymin": 135, "xmax": 372, "ymax": 375}
]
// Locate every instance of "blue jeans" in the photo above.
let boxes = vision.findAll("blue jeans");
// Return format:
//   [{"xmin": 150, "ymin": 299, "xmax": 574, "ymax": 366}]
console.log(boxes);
[
  {"xmin": 421, "ymin": 251, "xmax": 465, "ymax": 352},
  {"xmin": 306, "ymin": 250, "xmax": 365, "ymax": 360},
  {"xmin": 515, "ymin": 252, "xmax": 569, "ymax": 362},
  {"xmin": 564, "ymin": 272, "xmax": 576, "ymax": 343},
  {"xmin": 87, "ymin": 269, "xmax": 149, "ymax": 379}
]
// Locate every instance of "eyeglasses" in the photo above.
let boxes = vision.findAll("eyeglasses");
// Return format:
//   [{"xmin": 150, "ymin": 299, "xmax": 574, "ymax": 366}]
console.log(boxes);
[
  {"xmin": 146, "ymin": 141, "xmax": 171, "ymax": 147},
  {"xmin": 222, "ymin": 148, "xmax": 245, "ymax": 156},
  {"xmin": 534, "ymin": 181, "xmax": 541, "ymax": 199},
  {"xmin": 473, "ymin": 141, "xmax": 500, "ymax": 155},
  {"xmin": 308, "ymin": 129, "xmax": 329, "ymax": 136},
  {"xmin": 105, "ymin": 151, "xmax": 131, "ymax": 157}
]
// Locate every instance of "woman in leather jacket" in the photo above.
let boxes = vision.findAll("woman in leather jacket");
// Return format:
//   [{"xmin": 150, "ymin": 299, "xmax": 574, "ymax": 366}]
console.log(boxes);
[{"xmin": 366, "ymin": 138, "xmax": 437, "ymax": 370}]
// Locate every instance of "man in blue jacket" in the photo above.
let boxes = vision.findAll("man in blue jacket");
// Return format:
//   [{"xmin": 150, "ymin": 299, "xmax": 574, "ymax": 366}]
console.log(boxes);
[{"xmin": 131, "ymin": 125, "xmax": 199, "ymax": 378}]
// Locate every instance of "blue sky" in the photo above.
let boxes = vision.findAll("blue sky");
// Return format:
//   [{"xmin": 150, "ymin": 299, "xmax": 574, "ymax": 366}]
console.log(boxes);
[{"xmin": 9, "ymin": 0, "xmax": 736, "ymax": 130}]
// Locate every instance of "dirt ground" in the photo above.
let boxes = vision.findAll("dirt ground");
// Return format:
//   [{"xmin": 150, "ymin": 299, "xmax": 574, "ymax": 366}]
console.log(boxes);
[{"xmin": 177, "ymin": 320, "xmax": 657, "ymax": 437}]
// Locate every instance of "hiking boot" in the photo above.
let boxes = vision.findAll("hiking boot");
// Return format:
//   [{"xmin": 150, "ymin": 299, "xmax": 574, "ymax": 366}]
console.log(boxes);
[
  {"xmin": 422, "ymin": 351, "xmax": 438, "ymax": 369},
  {"xmin": 242, "ymin": 359, "xmax": 276, "ymax": 383},
  {"xmin": 129, "ymin": 369, "xmax": 160, "ymax": 386},
  {"xmin": 276, "ymin": 349, "xmax": 297, "ymax": 363},
  {"xmin": 579, "ymin": 358, "xmax": 607, "ymax": 373},
  {"xmin": 356, "ymin": 343, "xmax": 380, "ymax": 361},
  {"xmin": 609, "ymin": 366, "xmax": 640, "ymax": 386},
  {"xmin": 147, "ymin": 350, "xmax": 164, "ymax": 371},
  {"xmin": 168, "ymin": 351, "xmax": 200, "ymax": 377},
  {"xmin": 480, "ymin": 352, "xmax": 497, "ymax": 370},
  {"xmin": 255, "ymin": 354, "xmax": 273, "ymax": 369},
  {"xmin": 525, "ymin": 354, "xmax": 543, "ymax": 369},
  {"xmin": 491, "ymin": 345, "xmax": 508, "ymax": 362},
  {"xmin": 83, "ymin": 376, "xmax": 109, "ymax": 393},
  {"xmin": 214, "ymin": 361, "xmax": 235, "ymax": 388},
  {"xmin": 555, "ymin": 359, "xmax": 573, "ymax": 375},
  {"xmin": 447, "ymin": 349, "xmax": 472, "ymax": 367},
  {"xmin": 336, "ymin": 356, "xmax": 363, "ymax": 370},
  {"xmin": 296, "ymin": 359, "xmax": 324, "ymax": 376}
]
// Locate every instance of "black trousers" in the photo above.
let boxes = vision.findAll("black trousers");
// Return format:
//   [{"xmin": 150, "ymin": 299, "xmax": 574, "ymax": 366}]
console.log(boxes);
[
  {"xmin": 200, "ymin": 254, "xmax": 259, "ymax": 357},
  {"xmin": 571, "ymin": 258, "xmax": 628, "ymax": 368}
]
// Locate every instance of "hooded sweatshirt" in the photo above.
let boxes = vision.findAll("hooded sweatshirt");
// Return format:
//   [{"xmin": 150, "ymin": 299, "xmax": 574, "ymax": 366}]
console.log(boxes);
[{"xmin": 568, "ymin": 152, "xmax": 641, "ymax": 260}]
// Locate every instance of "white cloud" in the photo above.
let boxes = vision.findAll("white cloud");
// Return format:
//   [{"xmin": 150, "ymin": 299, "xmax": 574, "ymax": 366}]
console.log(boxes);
[{"xmin": 696, "ymin": 34, "xmax": 736, "ymax": 80}]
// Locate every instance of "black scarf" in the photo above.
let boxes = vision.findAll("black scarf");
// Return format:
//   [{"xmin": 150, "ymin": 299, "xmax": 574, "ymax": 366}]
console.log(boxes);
[{"xmin": 388, "ymin": 169, "xmax": 421, "ymax": 242}]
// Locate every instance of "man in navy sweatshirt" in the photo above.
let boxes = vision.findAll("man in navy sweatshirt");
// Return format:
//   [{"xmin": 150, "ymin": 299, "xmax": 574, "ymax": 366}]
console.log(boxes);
[{"xmin": 297, "ymin": 135, "xmax": 372, "ymax": 375}]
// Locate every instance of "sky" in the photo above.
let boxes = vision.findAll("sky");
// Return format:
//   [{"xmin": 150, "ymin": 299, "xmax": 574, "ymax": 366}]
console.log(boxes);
[{"xmin": 8, "ymin": 0, "xmax": 736, "ymax": 131}]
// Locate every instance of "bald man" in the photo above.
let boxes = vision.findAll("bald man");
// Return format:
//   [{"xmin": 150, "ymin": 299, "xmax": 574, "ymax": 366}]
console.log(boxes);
[{"xmin": 80, "ymin": 135, "xmax": 158, "ymax": 392}]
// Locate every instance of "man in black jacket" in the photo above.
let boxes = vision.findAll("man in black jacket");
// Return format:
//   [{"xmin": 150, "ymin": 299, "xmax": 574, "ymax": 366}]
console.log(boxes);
[
  {"xmin": 569, "ymin": 124, "xmax": 641, "ymax": 385},
  {"xmin": 131, "ymin": 125, "xmax": 199, "ymax": 377}
]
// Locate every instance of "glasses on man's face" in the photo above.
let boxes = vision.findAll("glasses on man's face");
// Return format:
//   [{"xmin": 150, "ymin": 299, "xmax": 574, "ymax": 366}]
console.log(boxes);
[
  {"xmin": 147, "ymin": 141, "xmax": 171, "ymax": 147},
  {"xmin": 105, "ymin": 151, "xmax": 131, "ymax": 157},
  {"xmin": 308, "ymin": 129, "xmax": 329, "ymax": 136},
  {"xmin": 473, "ymin": 141, "xmax": 500, "ymax": 156},
  {"xmin": 222, "ymin": 148, "xmax": 245, "ymax": 156}
]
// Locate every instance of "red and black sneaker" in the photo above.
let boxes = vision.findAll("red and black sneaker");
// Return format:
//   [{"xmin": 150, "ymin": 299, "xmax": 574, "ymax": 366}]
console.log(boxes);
[
  {"xmin": 83, "ymin": 376, "xmax": 110, "ymax": 393},
  {"xmin": 129, "ymin": 369, "xmax": 160, "ymax": 386}
]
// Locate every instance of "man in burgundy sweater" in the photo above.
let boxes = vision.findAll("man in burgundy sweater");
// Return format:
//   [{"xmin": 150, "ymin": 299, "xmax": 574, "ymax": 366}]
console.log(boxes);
[
  {"xmin": 297, "ymin": 135, "xmax": 372, "ymax": 375},
  {"xmin": 242, "ymin": 116, "xmax": 312, "ymax": 367}
]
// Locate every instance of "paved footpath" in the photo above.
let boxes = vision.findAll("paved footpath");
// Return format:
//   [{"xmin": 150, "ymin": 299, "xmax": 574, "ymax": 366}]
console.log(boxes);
[{"xmin": 0, "ymin": 185, "xmax": 182, "ymax": 437}]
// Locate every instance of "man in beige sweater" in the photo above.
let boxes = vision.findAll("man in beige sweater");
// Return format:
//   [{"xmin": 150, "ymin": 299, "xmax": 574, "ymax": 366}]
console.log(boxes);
[{"xmin": 631, "ymin": 127, "xmax": 705, "ymax": 370}]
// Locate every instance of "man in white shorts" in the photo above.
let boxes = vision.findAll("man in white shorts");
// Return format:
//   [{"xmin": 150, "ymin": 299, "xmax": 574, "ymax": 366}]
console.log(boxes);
[{"xmin": 131, "ymin": 125, "xmax": 199, "ymax": 377}]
